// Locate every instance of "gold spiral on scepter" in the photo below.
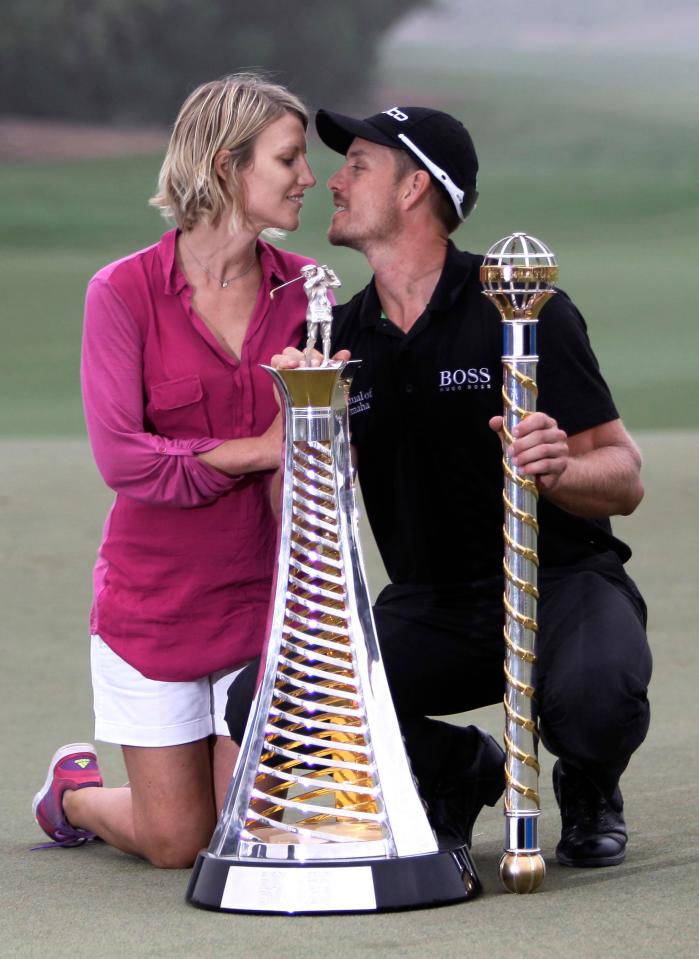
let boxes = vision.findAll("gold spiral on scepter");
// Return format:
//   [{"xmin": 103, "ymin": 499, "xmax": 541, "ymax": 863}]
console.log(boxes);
[
  {"xmin": 502, "ymin": 370, "xmax": 541, "ymax": 803},
  {"xmin": 500, "ymin": 360, "xmax": 546, "ymax": 893}
]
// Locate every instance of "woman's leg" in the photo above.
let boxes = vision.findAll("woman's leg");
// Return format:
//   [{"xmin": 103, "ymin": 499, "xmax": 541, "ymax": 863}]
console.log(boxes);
[
  {"xmin": 211, "ymin": 735, "xmax": 239, "ymax": 811},
  {"xmin": 64, "ymin": 739, "xmax": 218, "ymax": 868},
  {"xmin": 61, "ymin": 639, "xmax": 247, "ymax": 865}
]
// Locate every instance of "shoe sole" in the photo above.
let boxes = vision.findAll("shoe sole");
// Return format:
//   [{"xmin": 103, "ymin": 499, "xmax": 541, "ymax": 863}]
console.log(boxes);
[
  {"xmin": 464, "ymin": 731, "xmax": 506, "ymax": 845},
  {"xmin": 477, "ymin": 732, "xmax": 507, "ymax": 806},
  {"xmin": 555, "ymin": 849, "xmax": 626, "ymax": 868},
  {"xmin": 32, "ymin": 742, "xmax": 97, "ymax": 822}
]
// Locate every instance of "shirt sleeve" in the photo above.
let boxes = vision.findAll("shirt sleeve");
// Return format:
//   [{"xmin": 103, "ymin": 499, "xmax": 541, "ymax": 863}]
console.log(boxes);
[
  {"xmin": 81, "ymin": 276, "xmax": 238, "ymax": 508},
  {"xmin": 537, "ymin": 290, "xmax": 619, "ymax": 437}
]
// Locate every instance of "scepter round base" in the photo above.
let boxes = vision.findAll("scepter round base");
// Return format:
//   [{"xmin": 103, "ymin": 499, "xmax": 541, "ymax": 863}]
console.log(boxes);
[
  {"xmin": 187, "ymin": 842, "xmax": 481, "ymax": 914},
  {"xmin": 499, "ymin": 851, "xmax": 546, "ymax": 894}
]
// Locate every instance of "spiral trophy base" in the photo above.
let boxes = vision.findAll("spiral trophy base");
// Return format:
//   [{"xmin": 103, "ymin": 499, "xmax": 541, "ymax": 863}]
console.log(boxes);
[
  {"xmin": 188, "ymin": 843, "xmax": 480, "ymax": 914},
  {"xmin": 186, "ymin": 363, "xmax": 481, "ymax": 914},
  {"xmin": 499, "ymin": 852, "xmax": 546, "ymax": 895}
]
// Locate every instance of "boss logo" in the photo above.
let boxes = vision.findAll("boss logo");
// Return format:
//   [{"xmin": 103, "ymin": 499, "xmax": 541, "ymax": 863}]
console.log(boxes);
[
  {"xmin": 383, "ymin": 107, "xmax": 409, "ymax": 122},
  {"xmin": 439, "ymin": 368, "xmax": 492, "ymax": 391}
]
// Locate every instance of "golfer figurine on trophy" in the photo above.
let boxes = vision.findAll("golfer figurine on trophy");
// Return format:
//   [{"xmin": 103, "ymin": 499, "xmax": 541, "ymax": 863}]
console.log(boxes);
[{"xmin": 301, "ymin": 264, "xmax": 341, "ymax": 366}]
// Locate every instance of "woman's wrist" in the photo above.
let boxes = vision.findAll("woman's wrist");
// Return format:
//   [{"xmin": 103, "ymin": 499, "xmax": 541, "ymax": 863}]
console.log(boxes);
[{"xmin": 196, "ymin": 436, "xmax": 279, "ymax": 476}]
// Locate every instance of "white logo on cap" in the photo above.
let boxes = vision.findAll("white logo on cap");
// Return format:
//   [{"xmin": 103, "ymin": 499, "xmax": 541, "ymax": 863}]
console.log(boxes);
[{"xmin": 383, "ymin": 108, "xmax": 408, "ymax": 122}]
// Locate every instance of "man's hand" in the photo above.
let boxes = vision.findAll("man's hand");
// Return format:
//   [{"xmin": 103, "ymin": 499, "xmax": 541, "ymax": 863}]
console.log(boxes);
[
  {"xmin": 489, "ymin": 413, "xmax": 643, "ymax": 517},
  {"xmin": 489, "ymin": 412, "xmax": 569, "ymax": 493},
  {"xmin": 270, "ymin": 346, "xmax": 352, "ymax": 369}
]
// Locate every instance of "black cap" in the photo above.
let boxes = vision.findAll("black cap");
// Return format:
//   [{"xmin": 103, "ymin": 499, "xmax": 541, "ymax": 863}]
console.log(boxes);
[{"xmin": 315, "ymin": 106, "xmax": 478, "ymax": 220}]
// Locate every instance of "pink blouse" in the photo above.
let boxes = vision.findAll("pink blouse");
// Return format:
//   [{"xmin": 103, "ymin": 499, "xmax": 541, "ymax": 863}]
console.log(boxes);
[{"xmin": 81, "ymin": 228, "xmax": 312, "ymax": 681}]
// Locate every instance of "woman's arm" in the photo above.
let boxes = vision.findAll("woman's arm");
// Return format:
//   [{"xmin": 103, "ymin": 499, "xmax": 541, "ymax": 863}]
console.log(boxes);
[{"xmin": 82, "ymin": 278, "xmax": 277, "ymax": 508}]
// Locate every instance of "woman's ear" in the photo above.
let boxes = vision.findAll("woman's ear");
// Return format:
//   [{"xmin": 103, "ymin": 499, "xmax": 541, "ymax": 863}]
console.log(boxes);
[{"xmin": 213, "ymin": 149, "xmax": 232, "ymax": 181}]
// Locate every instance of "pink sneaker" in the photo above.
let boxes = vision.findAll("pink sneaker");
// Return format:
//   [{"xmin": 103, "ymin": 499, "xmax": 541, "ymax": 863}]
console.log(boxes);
[{"xmin": 32, "ymin": 743, "xmax": 103, "ymax": 847}]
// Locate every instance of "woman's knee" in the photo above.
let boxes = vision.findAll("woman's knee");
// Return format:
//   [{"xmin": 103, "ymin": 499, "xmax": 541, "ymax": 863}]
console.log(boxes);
[{"xmin": 136, "ymin": 823, "xmax": 208, "ymax": 869}]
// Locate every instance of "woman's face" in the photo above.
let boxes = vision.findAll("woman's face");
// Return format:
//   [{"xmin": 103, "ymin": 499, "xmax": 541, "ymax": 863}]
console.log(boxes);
[{"xmin": 240, "ymin": 112, "xmax": 316, "ymax": 233}]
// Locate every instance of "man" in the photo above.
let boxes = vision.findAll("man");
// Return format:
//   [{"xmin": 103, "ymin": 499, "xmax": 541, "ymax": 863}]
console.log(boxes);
[{"xmin": 227, "ymin": 105, "xmax": 652, "ymax": 867}]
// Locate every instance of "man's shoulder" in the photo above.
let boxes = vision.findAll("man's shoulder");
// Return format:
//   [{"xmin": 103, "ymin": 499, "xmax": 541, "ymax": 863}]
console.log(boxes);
[
  {"xmin": 451, "ymin": 244, "xmax": 484, "ymax": 265},
  {"xmin": 330, "ymin": 281, "xmax": 376, "ymax": 352},
  {"xmin": 333, "ymin": 283, "xmax": 372, "ymax": 320},
  {"xmin": 538, "ymin": 287, "xmax": 590, "ymax": 346}
]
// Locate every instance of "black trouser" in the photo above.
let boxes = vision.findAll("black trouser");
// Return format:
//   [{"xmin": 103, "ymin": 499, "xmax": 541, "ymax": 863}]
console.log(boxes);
[{"xmin": 226, "ymin": 552, "xmax": 652, "ymax": 799}]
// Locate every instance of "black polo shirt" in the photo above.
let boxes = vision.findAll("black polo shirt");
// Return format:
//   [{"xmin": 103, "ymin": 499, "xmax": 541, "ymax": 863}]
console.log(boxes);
[{"xmin": 330, "ymin": 242, "xmax": 630, "ymax": 585}]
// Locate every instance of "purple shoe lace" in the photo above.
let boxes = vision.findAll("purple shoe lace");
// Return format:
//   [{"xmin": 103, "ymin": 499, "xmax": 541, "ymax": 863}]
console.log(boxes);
[{"xmin": 31, "ymin": 824, "xmax": 97, "ymax": 851}]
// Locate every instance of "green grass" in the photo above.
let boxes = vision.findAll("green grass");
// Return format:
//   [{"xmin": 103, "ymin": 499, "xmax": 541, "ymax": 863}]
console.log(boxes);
[{"xmin": 1, "ymin": 49, "xmax": 697, "ymax": 434}]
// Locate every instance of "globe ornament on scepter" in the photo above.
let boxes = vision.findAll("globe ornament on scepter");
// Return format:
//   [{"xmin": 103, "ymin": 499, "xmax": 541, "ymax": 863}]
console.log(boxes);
[{"xmin": 480, "ymin": 232, "xmax": 559, "ymax": 894}]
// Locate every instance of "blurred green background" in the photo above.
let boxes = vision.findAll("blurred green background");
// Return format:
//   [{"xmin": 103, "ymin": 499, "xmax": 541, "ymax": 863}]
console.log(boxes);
[{"xmin": 1, "ymin": 1, "xmax": 697, "ymax": 437}]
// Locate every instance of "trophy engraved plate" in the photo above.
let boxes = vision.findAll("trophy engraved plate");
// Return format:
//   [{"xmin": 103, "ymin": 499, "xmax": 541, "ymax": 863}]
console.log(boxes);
[
  {"xmin": 187, "ymin": 360, "xmax": 481, "ymax": 913},
  {"xmin": 481, "ymin": 233, "xmax": 559, "ymax": 894},
  {"xmin": 221, "ymin": 865, "xmax": 377, "ymax": 913}
]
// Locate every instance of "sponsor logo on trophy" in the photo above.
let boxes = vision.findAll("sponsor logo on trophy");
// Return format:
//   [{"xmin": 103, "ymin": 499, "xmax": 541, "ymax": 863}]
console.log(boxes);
[{"xmin": 187, "ymin": 266, "xmax": 480, "ymax": 914}]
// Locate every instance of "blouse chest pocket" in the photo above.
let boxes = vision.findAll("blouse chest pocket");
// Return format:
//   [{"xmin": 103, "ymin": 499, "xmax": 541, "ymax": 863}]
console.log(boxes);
[
  {"xmin": 147, "ymin": 374, "xmax": 209, "ymax": 437},
  {"xmin": 151, "ymin": 374, "xmax": 203, "ymax": 410}
]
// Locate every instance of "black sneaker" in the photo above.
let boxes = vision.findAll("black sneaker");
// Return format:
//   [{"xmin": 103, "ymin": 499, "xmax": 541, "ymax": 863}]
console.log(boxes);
[
  {"xmin": 425, "ymin": 726, "xmax": 505, "ymax": 847},
  {"xmin": 553, "ymin": 759, "xmax": 628, "ymax": 867}
]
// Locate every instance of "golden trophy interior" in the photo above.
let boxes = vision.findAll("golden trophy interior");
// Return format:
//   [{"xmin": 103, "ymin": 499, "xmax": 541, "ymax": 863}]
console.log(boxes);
[{"xmin": 243, "ymin": 438, "xmax": 387, "ymax": 846}]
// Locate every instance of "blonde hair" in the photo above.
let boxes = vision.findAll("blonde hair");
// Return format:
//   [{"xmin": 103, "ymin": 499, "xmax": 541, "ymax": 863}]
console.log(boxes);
[{"xmin": 150, "ymin": 74, "xmax": 308, "ymax": 231}]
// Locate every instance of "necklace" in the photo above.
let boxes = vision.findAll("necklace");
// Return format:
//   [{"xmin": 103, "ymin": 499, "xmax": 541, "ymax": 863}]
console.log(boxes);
[{"xmin": 182, "ymin": 238, "xmax": 257, "ymax": 289}]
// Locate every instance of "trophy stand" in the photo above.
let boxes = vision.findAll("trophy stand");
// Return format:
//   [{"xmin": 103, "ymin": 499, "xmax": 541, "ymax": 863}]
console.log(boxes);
[
  {"xmin": 481, "ymin": 233, "xmax": 559, "ymax": 894},
  {"xmin": 187, "ymin": 361, "xmax": 480, "ymax": 914}
]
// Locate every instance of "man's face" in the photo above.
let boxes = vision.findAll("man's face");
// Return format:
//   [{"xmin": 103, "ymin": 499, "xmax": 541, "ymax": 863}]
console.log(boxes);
[{"xmin": 326, "ymin": 138, "xmax": 403, "ymax": 252}]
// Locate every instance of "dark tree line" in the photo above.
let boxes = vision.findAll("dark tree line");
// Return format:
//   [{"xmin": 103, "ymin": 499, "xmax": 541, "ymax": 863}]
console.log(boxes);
[{"xmin": 0, "ymin": 0, "xmax": 430, "ymax": 123}]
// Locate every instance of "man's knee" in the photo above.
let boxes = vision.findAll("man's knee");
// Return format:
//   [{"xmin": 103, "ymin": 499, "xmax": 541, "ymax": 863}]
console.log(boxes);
[
  {"xmin": 225, "ymin": 657, "xmax": 260, "ymax": 743},
  {"xmin": 538, "ymin": 567, "xmax": 651, "ymax": 760},
  {"xmin": 540, "ymin": 655, "xmax": 651, "ymax": 765}
]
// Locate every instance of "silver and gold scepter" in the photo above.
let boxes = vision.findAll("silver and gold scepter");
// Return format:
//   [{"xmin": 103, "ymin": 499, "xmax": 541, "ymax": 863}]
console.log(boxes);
[{"xmin": 481, "ymin": 233, "xmax": 558, "ymax": 894}]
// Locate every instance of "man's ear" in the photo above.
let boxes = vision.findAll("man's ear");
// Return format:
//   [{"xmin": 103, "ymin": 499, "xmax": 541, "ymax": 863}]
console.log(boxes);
[{"xmin": 402, "ymin": 169, "xmax": 432, "ymax": 210}]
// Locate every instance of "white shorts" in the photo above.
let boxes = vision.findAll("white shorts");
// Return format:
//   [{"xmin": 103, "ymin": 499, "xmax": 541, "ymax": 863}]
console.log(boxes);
[{"xmin": 90, "ymin": 635, "xmax": 248, "ymax": 747}]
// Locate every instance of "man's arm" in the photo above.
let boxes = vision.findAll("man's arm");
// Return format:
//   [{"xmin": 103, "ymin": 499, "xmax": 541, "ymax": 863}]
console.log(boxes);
[{"xmin": 489, "ymin": 412, "xmax": 643, "ymax": 518}]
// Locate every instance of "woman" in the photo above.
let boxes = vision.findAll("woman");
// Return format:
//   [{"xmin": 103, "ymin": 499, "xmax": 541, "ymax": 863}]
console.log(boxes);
[{"xmin": 33, "ymin": 74, "xmax": 317, "ymax": 868}]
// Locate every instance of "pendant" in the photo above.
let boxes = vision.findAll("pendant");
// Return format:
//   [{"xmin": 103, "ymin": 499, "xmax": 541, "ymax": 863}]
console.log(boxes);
[{"xmin": 221, "ymin": 281, "xmax": 229, "ymax": 289}]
